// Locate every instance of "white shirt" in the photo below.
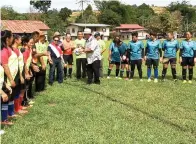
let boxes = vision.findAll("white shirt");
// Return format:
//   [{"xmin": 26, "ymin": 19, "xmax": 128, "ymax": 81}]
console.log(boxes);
[{"xmin": 86, "ymin": 36, "xmax": 101, "ymax": 64}]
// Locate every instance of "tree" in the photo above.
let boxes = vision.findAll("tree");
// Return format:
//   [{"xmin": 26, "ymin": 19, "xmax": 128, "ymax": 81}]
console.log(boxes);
[
  {"xmin": 98, "ymin": 9, "xmax": 122, "ymax": 26},
  {"xmin": 59, "ymin": 7, "xmax": 72, "ymax": 22},
  {"xmin": 1, "ymin": 6, "xmax": 20, "ymax": 20},
  {"xmin": 30, "ymin": 0, "xmax": 51, "ymax": 13},
  {"xmin": 75, "ymin": 4, "xmax": 98, "ymax": 23},
  {"xmin": 167, "ymin": 0, "xmax": 196, "ymax": 23},
  {"xmin": 45, "ymin": 9, "xmax": 66, "ymax": 39}
]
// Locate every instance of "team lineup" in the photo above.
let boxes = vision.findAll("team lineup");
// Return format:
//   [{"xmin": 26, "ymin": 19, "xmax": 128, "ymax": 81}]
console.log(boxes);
[
  {"xmin": 0, "ymin": 28, "xmax": 196, "ymax": 127},
  {"xmin": 107, "ymin": 32, "xmax": 196, "ymax": 83}
]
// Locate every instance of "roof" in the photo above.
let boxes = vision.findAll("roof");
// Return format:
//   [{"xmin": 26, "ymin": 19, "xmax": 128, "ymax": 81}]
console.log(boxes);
[
  {"xmin": 70, "ymin": 23, "xmax": 110, "ymax": 27},
  {"xmin": 120, "ymin": 29, "xmax": 148, "ymax": 33},
  {"xmin": 115, "ymin": 24, "xmax": 144, "ymax": 29},
  {"xmin": 1, "ymin": 20, "xmax": 50, "ymax": 33}
]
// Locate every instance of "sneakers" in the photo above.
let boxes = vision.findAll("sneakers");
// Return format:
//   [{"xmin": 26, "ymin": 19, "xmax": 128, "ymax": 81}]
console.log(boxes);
[
  {"xmin": 0, "ymin": 130, "xmax": 5, "ymax": 135},
  {"xmin": 29, "ymin": 100, "xmax": 35, "ymax": 105},
  {"xmin": 115, "ymin": 77, "xmax": 118, "ymax": 79},
  {"xmin": 140, "ymin": 79, "xmax": 143, "ymax": 82},
  {"xmin": 107, "ymin": 76, "xmax": 110, "ymax": 79},
  {"xmin": 154, "ymin": 79, "xmax": 158, "ymax": 83},
  {"xmin": 173, "ymin": 79, "xmax": 178, "ymax": 82},
  {"xmin": 119, "ymin": 77, "xmax": 122, "ymax": 80},
  {"xmin": 129, "ymin": 79, "xmax": 133, "ymax": 81},
  {"xmin": 147, "ymin": 78, "xmax": 151, "ymax": 82},
  {"xmin": 188, "ymin": 80, "xmax": 192, "ymax": 84},
  {"xmin": 183, "ymin": 80, "xmax": 187, "ymax": 84}
]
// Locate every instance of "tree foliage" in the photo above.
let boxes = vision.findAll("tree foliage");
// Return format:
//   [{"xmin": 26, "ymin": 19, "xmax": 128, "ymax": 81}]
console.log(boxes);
[
  {"xmin": 75, "ymin": 5, "xmax": 98, "ymax": 23},
  {"xmin": 30, "ymin": 0, "xmax": 51, "ymax": 13}
]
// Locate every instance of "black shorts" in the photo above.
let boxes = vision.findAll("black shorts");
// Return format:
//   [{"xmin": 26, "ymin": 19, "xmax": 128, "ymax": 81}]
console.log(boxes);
[
  {"xmin": 63, "ymin": 55, "xmax": 73, "ymax": 65},
  {"xmin": 130, "ymin": 59, "xmax": 142, "ymax": 65},
  {"xmin": 181, "ymin": 57, "xmax": 194, "ymax": 66},
  {"xmin": 110, "ymin": 61, "xmax": 120, "ymax": 65},
  {"xmin": 121, "ymin": 60, "xmax": 129, "ymax": 64},
  {"xmin": 146, "ymin": 58, "xmax": 159, "ymax": 67},
  {"xmin": 163, "ymin": 57, "xmax": 176, "ymax": 65}
]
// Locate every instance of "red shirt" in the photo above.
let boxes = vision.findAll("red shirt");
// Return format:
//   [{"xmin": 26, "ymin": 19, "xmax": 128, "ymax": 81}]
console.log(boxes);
[
  {"xmin": 1, "ymin": 47, "xmax": 12, "ymax": 65},
  {"xmin": 63, "ymin": 40, "xmax": 74, "ymax": 55},
  {"xmin": 23, "ymin": 48, "xmax": 31, "ymax": 63}
]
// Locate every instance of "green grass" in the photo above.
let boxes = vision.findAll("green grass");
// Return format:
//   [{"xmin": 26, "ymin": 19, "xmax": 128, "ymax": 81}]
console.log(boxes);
[{"xmin": 1, "ymin": 40, "xmax": 196, "ymax": 144}]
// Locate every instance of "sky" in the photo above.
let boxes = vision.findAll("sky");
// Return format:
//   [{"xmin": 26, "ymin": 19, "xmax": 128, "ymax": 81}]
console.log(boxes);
[{"xmin": 0, "ymin": 0, "xmax": 195, "ymax": 13}]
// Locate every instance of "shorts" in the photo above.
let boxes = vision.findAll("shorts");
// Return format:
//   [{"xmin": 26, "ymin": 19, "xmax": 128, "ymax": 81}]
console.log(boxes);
[
  {"xmin": 130, "ymin": 59, "xmax": 142, "ymax": 65},
  {"xmin": 163, "ymin": 57, "xmax": 176, "ymax": 65},
  {"xmin": 181, "ymin": 57, "xmax": 194, "ymax": 66},
  {"xmin": 110, "ymin": 61, "xmax": 120, "ymax": 65},
  {"xmin": 146, "ymin": 58, "xmax": 159, "ymax": 67},
  {"xmin": 121, "ymin": 60, "xmax": 129, "ymax": 64},
  {"xmin": 63, "ymin": 55, "xmax": 73, "ymax": 65}
]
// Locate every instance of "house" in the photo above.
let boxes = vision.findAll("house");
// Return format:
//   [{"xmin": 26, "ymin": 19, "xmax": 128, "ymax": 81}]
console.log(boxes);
[
  {"xmin": 114, "ymin": 24, "xmax": 148, "ymax": 40},
  {"xmin": 1, "ymin": 20, "xmax": 50, "ymax": 39},
  {"xmin": 66, "ymin": 23, "xmax": 110, "ymax": 40}
]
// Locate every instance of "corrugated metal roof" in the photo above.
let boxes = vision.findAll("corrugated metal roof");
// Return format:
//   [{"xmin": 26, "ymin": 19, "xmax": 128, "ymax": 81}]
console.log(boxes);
[
  {"xmin": 70, "ymin": 23, "xmax": 110, "ymax": 27},
  {"xmin": 1, "ymin": 20, "xmax": 50, "ymax": 33},
  {"xmin": 116, "ymin": 24, "xmax": 144, "ymax": 29}
]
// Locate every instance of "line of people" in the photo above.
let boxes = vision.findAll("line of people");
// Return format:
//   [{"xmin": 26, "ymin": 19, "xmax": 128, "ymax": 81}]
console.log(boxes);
[
  {"xmin": 0, "ymin": 28, "xmax": 105, "ymax": 129},
  {"xmin": 1, "ymin": 28, "xmax": 196, "ymax": 131},
  {"xmin": 107, "ymin": 31, "xmax": 196, "ymax": 83},
  {"xmin": 0, "ymin": 30, "xmax": 48, "ymax": 128}
]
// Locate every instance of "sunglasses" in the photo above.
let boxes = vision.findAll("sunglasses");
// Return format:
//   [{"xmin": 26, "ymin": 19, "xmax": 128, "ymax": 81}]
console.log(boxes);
[{"xmin": 54, "ymin": 39, "xmax": 59, "ymax": 42}]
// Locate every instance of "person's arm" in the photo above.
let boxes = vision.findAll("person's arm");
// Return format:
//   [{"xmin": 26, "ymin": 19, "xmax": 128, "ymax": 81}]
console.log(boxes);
[
  {"xmin": 84, "ymin": 40, "xmax": 97, "ymax": 53},
  {"xmin": 40, "ymin": 57, "xmax": 46, "ymax": 70},
  {"xmin": 2, "ymin": 65, "xmax": 14, "ymax": 84},
  {"xmin": 1, "ymin": 49, "xmax": 15, "ymax": 87},
  {"xmin": 162, "ymin": 41, "xmax": 166, "ymax": 51},
  {"xmin": 47, "ymin": 46, "xmax": 53, "ymax": 64}
]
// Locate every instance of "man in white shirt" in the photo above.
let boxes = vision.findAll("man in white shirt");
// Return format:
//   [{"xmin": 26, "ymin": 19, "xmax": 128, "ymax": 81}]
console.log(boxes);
[{"xmin": 80, "ymin": 28, "xmax": 101, "ymax": 85}]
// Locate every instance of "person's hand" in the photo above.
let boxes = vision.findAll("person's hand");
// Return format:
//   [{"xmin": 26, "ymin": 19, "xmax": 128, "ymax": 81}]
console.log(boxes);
[
  {"xmin": 179, "ymin": 57, "xmax": 182, "ymax": 64},
  {"xmin": 42, "ymin": 64, "xmax": 46, "ymax": 70},
  {"xmin": 10, "ymin": 80, "xmax": 16, "ymax": 87},
  {"xmin": 142, "ymin": 58, "xmax": 145, "ymax": 62},
  {"xmin": 160, "ymin": 57, "xmax": 163, "ymax": 63},
  {"xmin": 32, "ymin": 64, "xmax": 40, "ymax": 72},
  {"xmin": 25, "ymin": 74, "xmax": 31, "ymax": 80},
  {"xmin": 20, "ymin": 76, "xmax": 25, "ymax": 84},
  {"xmin": 194, "ymin": 58, "xmax": 196, "ymax": 63},
  {"xmin": 2, "ymin": 92, "xmax": 8, "ymax": 102},
  {"xmin": 49, "ymin": 59, "xmax": 53, "ymax": 64},
  {"xmin": 108, "ymin": 57, "xmax": 111, "ymax": 61},
  {"xmin": 43, "ymin": 51, "xmax": 49, "ymax": 56},
  {"xmin": 5, "ymin": 83, "xmax": 12, "ymax": 94},
  {"xmin": 144, "ymin": 56, "xmax": 147, "ymax": 61}
]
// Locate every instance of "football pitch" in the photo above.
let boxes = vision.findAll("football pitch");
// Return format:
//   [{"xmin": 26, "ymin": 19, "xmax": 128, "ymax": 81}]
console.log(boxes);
[{"xmin": 1, "ymin": 40, "xmax": 196, "ymax": 144}]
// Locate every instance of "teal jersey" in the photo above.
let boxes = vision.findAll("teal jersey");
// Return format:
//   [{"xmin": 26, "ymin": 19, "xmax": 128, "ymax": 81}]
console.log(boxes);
[
  {"xmin": 119, "ymin": 42, "xmax": 127, "ymax": 56},
  {"xmin": 146, "ymin": 39, "xmax": 162, "ymax": 59},
  {"xmin": 128, "ymin": 40, "xmax": 144, "ymax": 60},
  {"xmin": 109, "ymin": 42, "xmax": 120, "ymax": 62},
  {"xmin": 163, "ymin": 40, "xmax": 179, "ymax": 58},
  {"xmin": 180, "ymin": 40, "xmax": 196, "ymax": 57}
]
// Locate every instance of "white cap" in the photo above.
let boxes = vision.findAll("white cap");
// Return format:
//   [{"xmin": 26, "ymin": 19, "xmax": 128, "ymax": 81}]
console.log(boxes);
[{"xmin": 83, "ymin": 28, "xmax": 91, "ymax": 34}]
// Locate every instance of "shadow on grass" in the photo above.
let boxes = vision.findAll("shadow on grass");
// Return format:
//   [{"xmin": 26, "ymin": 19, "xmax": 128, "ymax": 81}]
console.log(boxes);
[{"xmin": 67, "ymin": 82, "xmax": 195, "ymax": 136}]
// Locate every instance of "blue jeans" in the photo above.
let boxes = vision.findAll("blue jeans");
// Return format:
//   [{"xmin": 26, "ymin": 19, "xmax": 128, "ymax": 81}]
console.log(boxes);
[{"xmin": 49, "ymin": 57, "xmax": 63, "ymax": 84}]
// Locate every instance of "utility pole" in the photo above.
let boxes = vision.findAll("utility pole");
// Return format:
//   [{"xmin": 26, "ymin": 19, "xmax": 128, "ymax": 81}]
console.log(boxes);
[{"xmin": 76, "ymin": 0, "xmax": 89, "ymax": 18}]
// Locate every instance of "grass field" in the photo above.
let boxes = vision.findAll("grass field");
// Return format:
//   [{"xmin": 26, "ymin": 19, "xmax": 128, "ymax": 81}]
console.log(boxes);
[{"xmin": 1, "ymin": 40, "xmax": 196, "ymax": 144}]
